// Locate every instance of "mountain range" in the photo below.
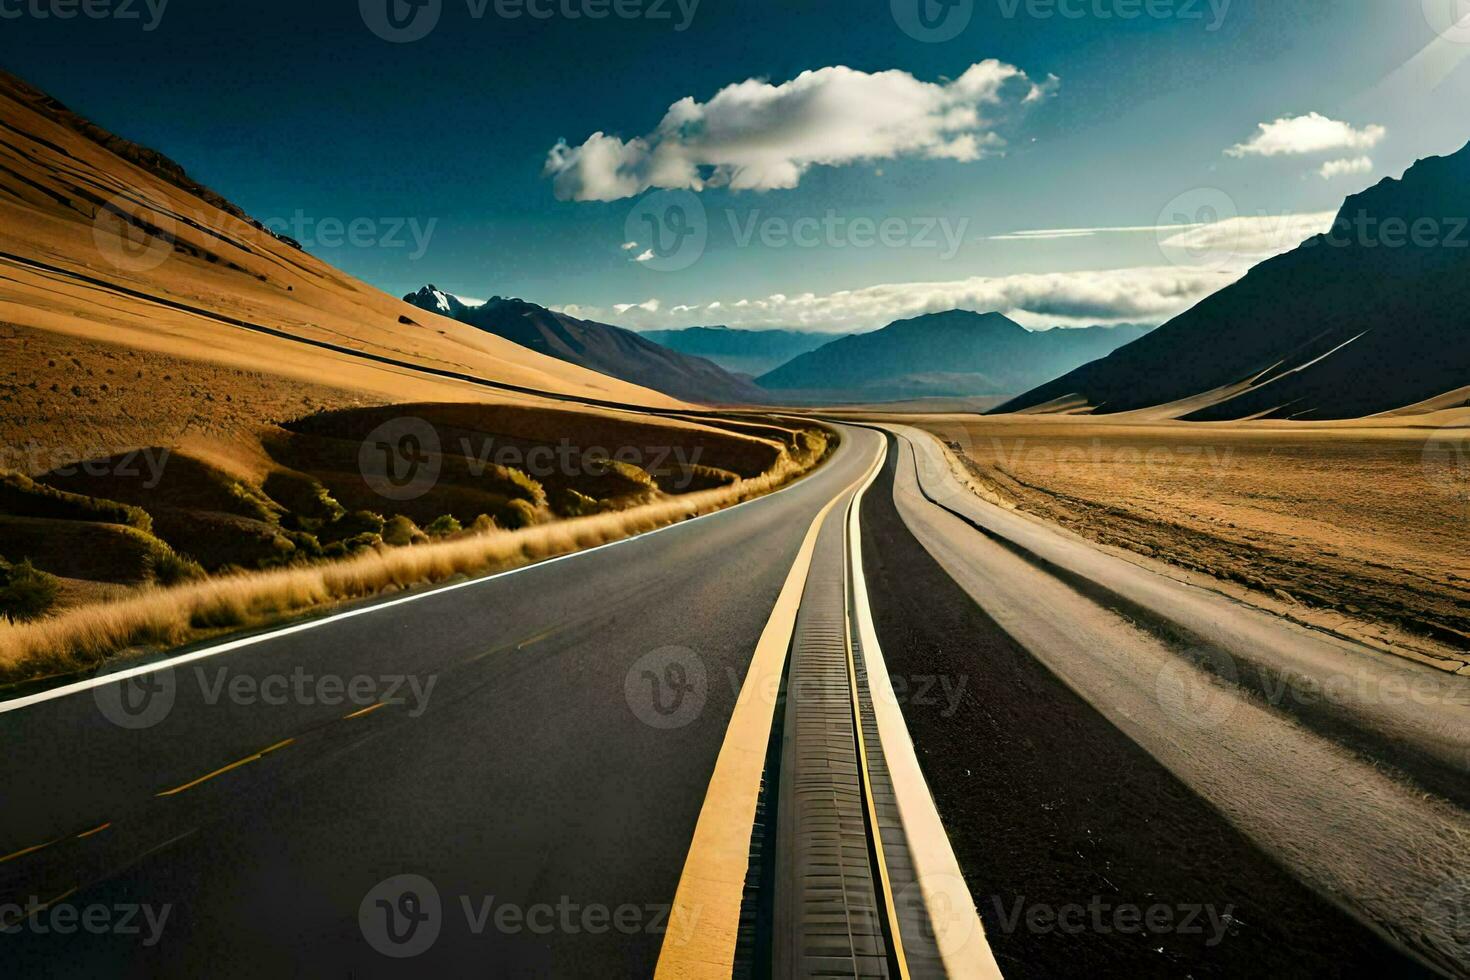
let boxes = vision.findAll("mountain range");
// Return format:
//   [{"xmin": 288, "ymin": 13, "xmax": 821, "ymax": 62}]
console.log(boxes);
[
  {"xmin": 639, "ymin": 326, "xmax": 849, "ymax": 377},
  {"xmin": 1000, "ymin": 141, "xmax": 1470, "ymax": 419},
  {"xmin": 756, "ymin": 312, "xmax": 1153, "ymax": 403},
  {"xmin": 405, "ymin": 289, "xmax": 766, "ymax": 405}
]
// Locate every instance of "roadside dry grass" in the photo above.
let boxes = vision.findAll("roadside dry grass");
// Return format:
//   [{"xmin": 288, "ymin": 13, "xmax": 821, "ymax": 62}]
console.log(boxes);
[
  {"xmin": 0, "ymin": 430, "xmax": 830, "ymax": 684},
  {"xmin": 898, "ymin": 413, "xmax": 1470, "ymax": 665}
]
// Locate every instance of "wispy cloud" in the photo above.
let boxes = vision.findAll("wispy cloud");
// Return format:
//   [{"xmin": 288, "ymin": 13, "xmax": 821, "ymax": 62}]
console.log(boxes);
[
  {"xmin": 565, "ymin": 210, "xmax": 1338, "ymax": 333},
  {"xmin": 544, "ymin": 61, "xmax": 1057, "ymax": 201},
  {"xmin": 1155, "ymin": 211, "xmax": 1336, "ymax": 259},
  {"xmin": 990, "ymin": 223, "xmax": 1203, "ymax": 242}
]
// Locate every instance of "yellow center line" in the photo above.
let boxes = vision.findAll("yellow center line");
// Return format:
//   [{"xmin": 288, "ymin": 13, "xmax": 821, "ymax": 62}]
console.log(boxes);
[
  {"xmin": 1, "ymin": 819, "xmax": 115, "ymax": 866},
  {"xmin": 343, "ymin": 701, "xmax": 388, "ymax": 720},
  {"xmin": 155, "ymin": 738, "xmax": 295, "ymax": 798},
  {"xmin": 654, "ymin": 439, "xmax": 884, "ymax": 980},
  {"xmin": 74, "ymin": 821, "xmax": 112, "ymax": 840},
  {"xmin": 0, "ymin": 837, "xmax": 60, "ymax": 865}
]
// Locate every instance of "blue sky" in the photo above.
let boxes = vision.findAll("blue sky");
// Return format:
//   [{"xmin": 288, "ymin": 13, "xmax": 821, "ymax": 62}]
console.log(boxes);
[{"xmin": 3, "ymin": 0, "xmax": 1467, "ymax": 331}]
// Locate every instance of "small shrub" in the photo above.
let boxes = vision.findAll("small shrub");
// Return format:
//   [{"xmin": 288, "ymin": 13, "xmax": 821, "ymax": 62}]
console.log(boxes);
[
  {"xmin": 343, "ymin": 533, "xmax": 383, "ymax": 553},
  {"xmin": 282, "ymin": 531, "xmax": 324, "ymax": 559},
  {"xmin": 383, "ymin": 515, "xmax": 428, "ymax": 547},
  {"xmin": 502, "ymin": 499, "xmax": 539, "ymax": 530},
  {"xmin": 469, "ymin": 514, "xmax": 497, "ymax": 534},
  {"xmin": 426, "ymin": 515, "xmax": 462, "ymax": 537},
  {"xmin": 149, "ymin": 550, "xmax": 206, "ymax": 586},
  {"xmin": 553, "ymin": 489, "xmax": 600, "ymax": 518},
  {"xmin": 280, "ymin": 512, "xmax": 322, "ymax": 533},
  {"xmin": 0, "ymin": 557, "xmax": 62, "ymax": 622},
  {"xmin": 500, "ymin": 467, "xmax": 546, "ymax": 505},
  {"xmin": 322, "ymin": 510, "xmax": 385, "ymax": 543},
  {"xmin": 0, "ymin": 473, "xmax": 152, "ymax": 532}
]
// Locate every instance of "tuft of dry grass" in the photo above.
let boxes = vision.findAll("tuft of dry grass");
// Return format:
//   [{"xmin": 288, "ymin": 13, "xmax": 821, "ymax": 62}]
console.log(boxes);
[{"xmin": 0, "ymin": 432, "xmax": 832, "ymax": 684}]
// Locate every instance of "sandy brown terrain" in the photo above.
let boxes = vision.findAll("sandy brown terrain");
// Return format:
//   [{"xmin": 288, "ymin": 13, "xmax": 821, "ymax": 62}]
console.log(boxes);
[
  {"xmin": 0, "ymin": 70, "xmax": 844, "ymax": 677},
  {"xmin": 0, "ymin": 71, "xmax": 673, "ymax": 417},
  {"xmin": 887, "ymin": 412, "xmax": 1470, "ymax": 669}
]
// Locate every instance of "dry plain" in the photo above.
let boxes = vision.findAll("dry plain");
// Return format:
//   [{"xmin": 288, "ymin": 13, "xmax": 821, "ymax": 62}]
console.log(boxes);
[{"xmin": 848, "ymin": 411, "xmax": 1470, "ymax": 670}]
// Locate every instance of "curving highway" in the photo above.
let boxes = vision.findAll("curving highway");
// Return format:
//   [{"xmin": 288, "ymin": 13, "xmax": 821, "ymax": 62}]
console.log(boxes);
[{"xmin": 0, "ymin": 424, "xmax": 1464, "ymax": 977}]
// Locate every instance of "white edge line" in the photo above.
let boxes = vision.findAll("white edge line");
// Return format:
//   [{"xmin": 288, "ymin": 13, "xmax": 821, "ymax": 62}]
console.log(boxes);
[
  {"xmin": 848, "ymin": 432, "xmax": 1004, "ymax": 980},
  {"xmin": 0, "ymin": 461, "xmax": 818, "ymax": 716}
]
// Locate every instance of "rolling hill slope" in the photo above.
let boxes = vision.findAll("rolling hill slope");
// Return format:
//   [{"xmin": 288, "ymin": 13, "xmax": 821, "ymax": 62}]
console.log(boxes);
[
  {"xmin": 404, "ymin": 289, "xmax": 766, "ymax": 405},
  {"xmin": 998, "ymin": 141, "xmax": 1470, "ymax": 420},
  {"xmin": 0, "ymin": 66, "xmax": 679, "ymax": 469}
]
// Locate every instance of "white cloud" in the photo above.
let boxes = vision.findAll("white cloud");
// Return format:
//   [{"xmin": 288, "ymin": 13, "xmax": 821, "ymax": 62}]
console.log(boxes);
[
  {"xmin": 634, "ymin": 249, "xmax": 655, "ymax": 263},
  {"xmin": 565, "ymin": 266, "xmax": 1237, "ymax": 334},
  {"xmin": 544, "ymin": 61, "xmax": 1057, "ymax": 202},
  {"xmin": 1318, "ymin": 156, "xmax": 1374, "ymax": 180},
  {"xmin": 566, "ymin": 210, "xmax": 1342, "ymax": 334},
  {"xmin": 1225, "ymin": 113, "xmax": 1385, "ymax": 159},
  {"xmin": 612, "ymin": 298, "xmax": 661, "ymax": 315},
  {"xmin": 620, "ymin": 241, "xmax": 640, "ymax": 250}
]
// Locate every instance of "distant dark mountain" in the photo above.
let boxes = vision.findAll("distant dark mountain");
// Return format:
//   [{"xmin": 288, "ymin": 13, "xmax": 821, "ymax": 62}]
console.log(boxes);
[
  {"xmin": 754, "ymin": 311, "xmax": 1152, "ymax": 403},
  {"xmin": 405, "ymin": 285, "xmax": 478, "ymax": 320},
  {"xmin": 999, "ymin": 140, "xmax": 1470, "ymax": 419},
  {"xmin": 640, "ymin": 326, "xmax": 850, "ymax": 376},
  {"xmin": 404, "ymin": 287, "xmax": 766, "ymax": 404}
]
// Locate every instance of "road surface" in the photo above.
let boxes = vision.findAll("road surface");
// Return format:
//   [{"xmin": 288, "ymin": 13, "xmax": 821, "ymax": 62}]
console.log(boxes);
[{"xmin": 1, "ymin": 423, "xmax": 1464, "ymax": 977}]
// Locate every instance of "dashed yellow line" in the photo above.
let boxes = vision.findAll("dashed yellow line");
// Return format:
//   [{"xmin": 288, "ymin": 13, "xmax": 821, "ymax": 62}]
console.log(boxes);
[
  {"xmin": 0, "ymin": 820, "xmax": 113, "ymax": 867},
  {"xmin": 343, "ymin": 701, "xmax": 388, "ymax": 720},
  {"xmin": 0, "ymin": 837, "xmax": 60, "ymax": 865},
  {"xmin": 34, "ymin": 886, "xmax": 78, "ymax": 913},
  {"xmin": 155, "ymin": 738, "xmax": 295, "ymax": 798},
  {"xmin": 467, "ymin": 624, "xmax": 568, "ymax": 665},
  {"xmin": 0, "ymin": 885, "xmax": 83, "ymax": 930}
]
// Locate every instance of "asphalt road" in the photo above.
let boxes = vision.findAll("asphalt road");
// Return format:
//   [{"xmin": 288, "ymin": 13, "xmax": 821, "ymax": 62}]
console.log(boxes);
[
  {"xmin": 876, "ymin": 426, "xmax": 1468, "ymax": 978},
  {"xmin": 860, "ymin": 430, "xmax": 1431, "ymax": 978},
  {"xmin": 0, "ymin": 425, "xmax": 883, "ymax": 977},
  {"xmin": 2, "ymin": 422, "xmax": 1464, "ymax": 978}
]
